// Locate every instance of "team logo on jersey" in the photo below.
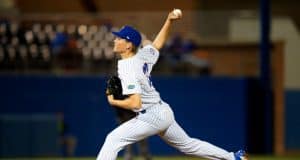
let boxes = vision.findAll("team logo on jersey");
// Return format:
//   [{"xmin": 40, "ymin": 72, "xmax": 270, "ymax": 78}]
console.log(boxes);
[{"xmin": 128, "ymin": 85, "xmax": 135, "ymax": 89}]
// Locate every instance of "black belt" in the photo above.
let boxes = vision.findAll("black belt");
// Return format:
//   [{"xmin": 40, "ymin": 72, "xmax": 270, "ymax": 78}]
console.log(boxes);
[
  {"xmin": 139, "ymin": 110, "xmax": 146, "ymax": 114},
  {"xmin": 138, "ymin": 100, "xmax": 162, "ymax": 114}
]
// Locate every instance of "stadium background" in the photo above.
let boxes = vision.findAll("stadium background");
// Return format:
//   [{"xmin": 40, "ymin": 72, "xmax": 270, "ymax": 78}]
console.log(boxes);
[{"xmin": 0, "ymin": 0, "xmax": 300, "ymax": 159}]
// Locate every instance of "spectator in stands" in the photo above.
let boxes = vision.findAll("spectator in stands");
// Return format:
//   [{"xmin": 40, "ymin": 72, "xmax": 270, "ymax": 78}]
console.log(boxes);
[
  {"xmin": 51, "ymin": 31, "xmax": 69, "ymax": 56},
  {"xmin": 163, "ymin": 34, "xmax": 184, "ymax": 67},
  {"xmin": 181, "ymin": 38, "xmax": 211, "ymax": 75},
  {"xmin": 51, "ymin": 31, "xmax": 82, "ymax": 72}
]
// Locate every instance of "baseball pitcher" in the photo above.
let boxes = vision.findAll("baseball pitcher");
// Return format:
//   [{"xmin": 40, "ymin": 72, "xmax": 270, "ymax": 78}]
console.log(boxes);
[{"xmin": 97, "ymin": 9, "xmax": 248, "ymax": 160}]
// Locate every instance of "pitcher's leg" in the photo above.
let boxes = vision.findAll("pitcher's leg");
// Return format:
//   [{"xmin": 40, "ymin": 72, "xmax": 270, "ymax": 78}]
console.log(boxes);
[
  {"xmin": 159, "ymin": 121, "xmax": 235, "ymax": 160},
  {"xmin": 96, "ymin": 118, "xmax": 159, "ymax": 160}
]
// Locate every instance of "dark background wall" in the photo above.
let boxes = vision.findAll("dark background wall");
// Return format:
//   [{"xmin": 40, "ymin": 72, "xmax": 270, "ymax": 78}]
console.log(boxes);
[
  {"xmin": 0, "ymin": 75, "xmax": 250, "ymax": 157},
  {"xmin": 1, "ymin": 75, "xmax": 299, "ymax": 157}
]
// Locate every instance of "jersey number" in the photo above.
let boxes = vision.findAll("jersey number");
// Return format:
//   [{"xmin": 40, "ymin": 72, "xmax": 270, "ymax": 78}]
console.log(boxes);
[{"xmin": 143, "ymin": 63, "xmax": 153, "ymax": 87}]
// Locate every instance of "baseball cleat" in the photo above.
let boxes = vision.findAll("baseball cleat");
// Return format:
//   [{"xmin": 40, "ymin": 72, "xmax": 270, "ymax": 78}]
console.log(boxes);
[{"xmin": 234, "ymin": 150, "xmax": 248, "ymax": 160}]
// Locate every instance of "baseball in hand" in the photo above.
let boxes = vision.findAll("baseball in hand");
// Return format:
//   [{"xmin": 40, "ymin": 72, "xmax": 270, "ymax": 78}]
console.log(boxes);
[{"xmin": 173, "ymin": 9, "xmax": 182, "ymax": 17}]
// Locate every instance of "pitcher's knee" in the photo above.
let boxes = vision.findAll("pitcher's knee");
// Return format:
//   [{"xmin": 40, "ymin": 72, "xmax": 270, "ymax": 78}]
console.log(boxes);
[
  {"xmin": 104, "ymin": 132, "xmax": 121, "ymax": 147},
  {"xmin": 102, "ymin": 132, "xmax": 128, "ymax": 153},
  {"xmin": 106, "ymin": 132, "xmax": 119, "ymax": 141}
]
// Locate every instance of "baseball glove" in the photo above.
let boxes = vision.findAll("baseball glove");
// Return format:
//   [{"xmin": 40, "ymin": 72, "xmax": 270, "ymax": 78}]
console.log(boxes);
[
  {"xmin": 106, "ymin": 76, "xmax": 135, "ymax": 121},
  {"xmin": 106, "ymin": 76, "xmax": 127, "ymax": 100}
]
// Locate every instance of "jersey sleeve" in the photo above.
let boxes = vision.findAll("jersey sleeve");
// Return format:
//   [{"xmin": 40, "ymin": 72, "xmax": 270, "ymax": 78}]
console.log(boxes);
[
  {"xmin": 136, "ymin": 45, "xmax": 160, "ymax": 64},
  {"xmin": 120, "ymin": 71, "xmax": 142, "ymax": 95}
]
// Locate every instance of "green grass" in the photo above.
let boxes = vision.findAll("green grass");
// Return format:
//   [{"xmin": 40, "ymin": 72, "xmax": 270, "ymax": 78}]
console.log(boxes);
[{"xmin": 2, "ymin": 155, "xmax": 300, "ymax": 160}]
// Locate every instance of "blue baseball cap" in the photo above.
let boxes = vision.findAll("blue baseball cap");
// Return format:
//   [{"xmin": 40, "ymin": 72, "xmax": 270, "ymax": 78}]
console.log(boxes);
[{"xmin": 112, "ymin": 25, "xmax": 142, "ymax": 47}]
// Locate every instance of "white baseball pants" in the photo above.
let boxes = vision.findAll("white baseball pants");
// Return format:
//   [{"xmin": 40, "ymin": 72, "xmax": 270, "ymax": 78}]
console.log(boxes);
[{"xmin": 96, "ymin": 102, "xmax": 235, "ymax": 160}]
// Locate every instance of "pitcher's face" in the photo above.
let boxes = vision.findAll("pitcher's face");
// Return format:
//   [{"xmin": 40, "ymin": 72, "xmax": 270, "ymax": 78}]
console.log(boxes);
[{"xmin": 113, "ymin": 37, "xmax": 132, "ymax": 53}]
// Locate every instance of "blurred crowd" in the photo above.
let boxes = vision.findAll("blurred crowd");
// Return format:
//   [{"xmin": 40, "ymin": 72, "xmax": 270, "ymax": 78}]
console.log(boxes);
[
  {"xmin": 160, "ymin": 34, "xmax": 210, "ymax": 75},
  {"xmin": 0, "ymin": 19, "xmax": 210, "ymax": 75}
]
